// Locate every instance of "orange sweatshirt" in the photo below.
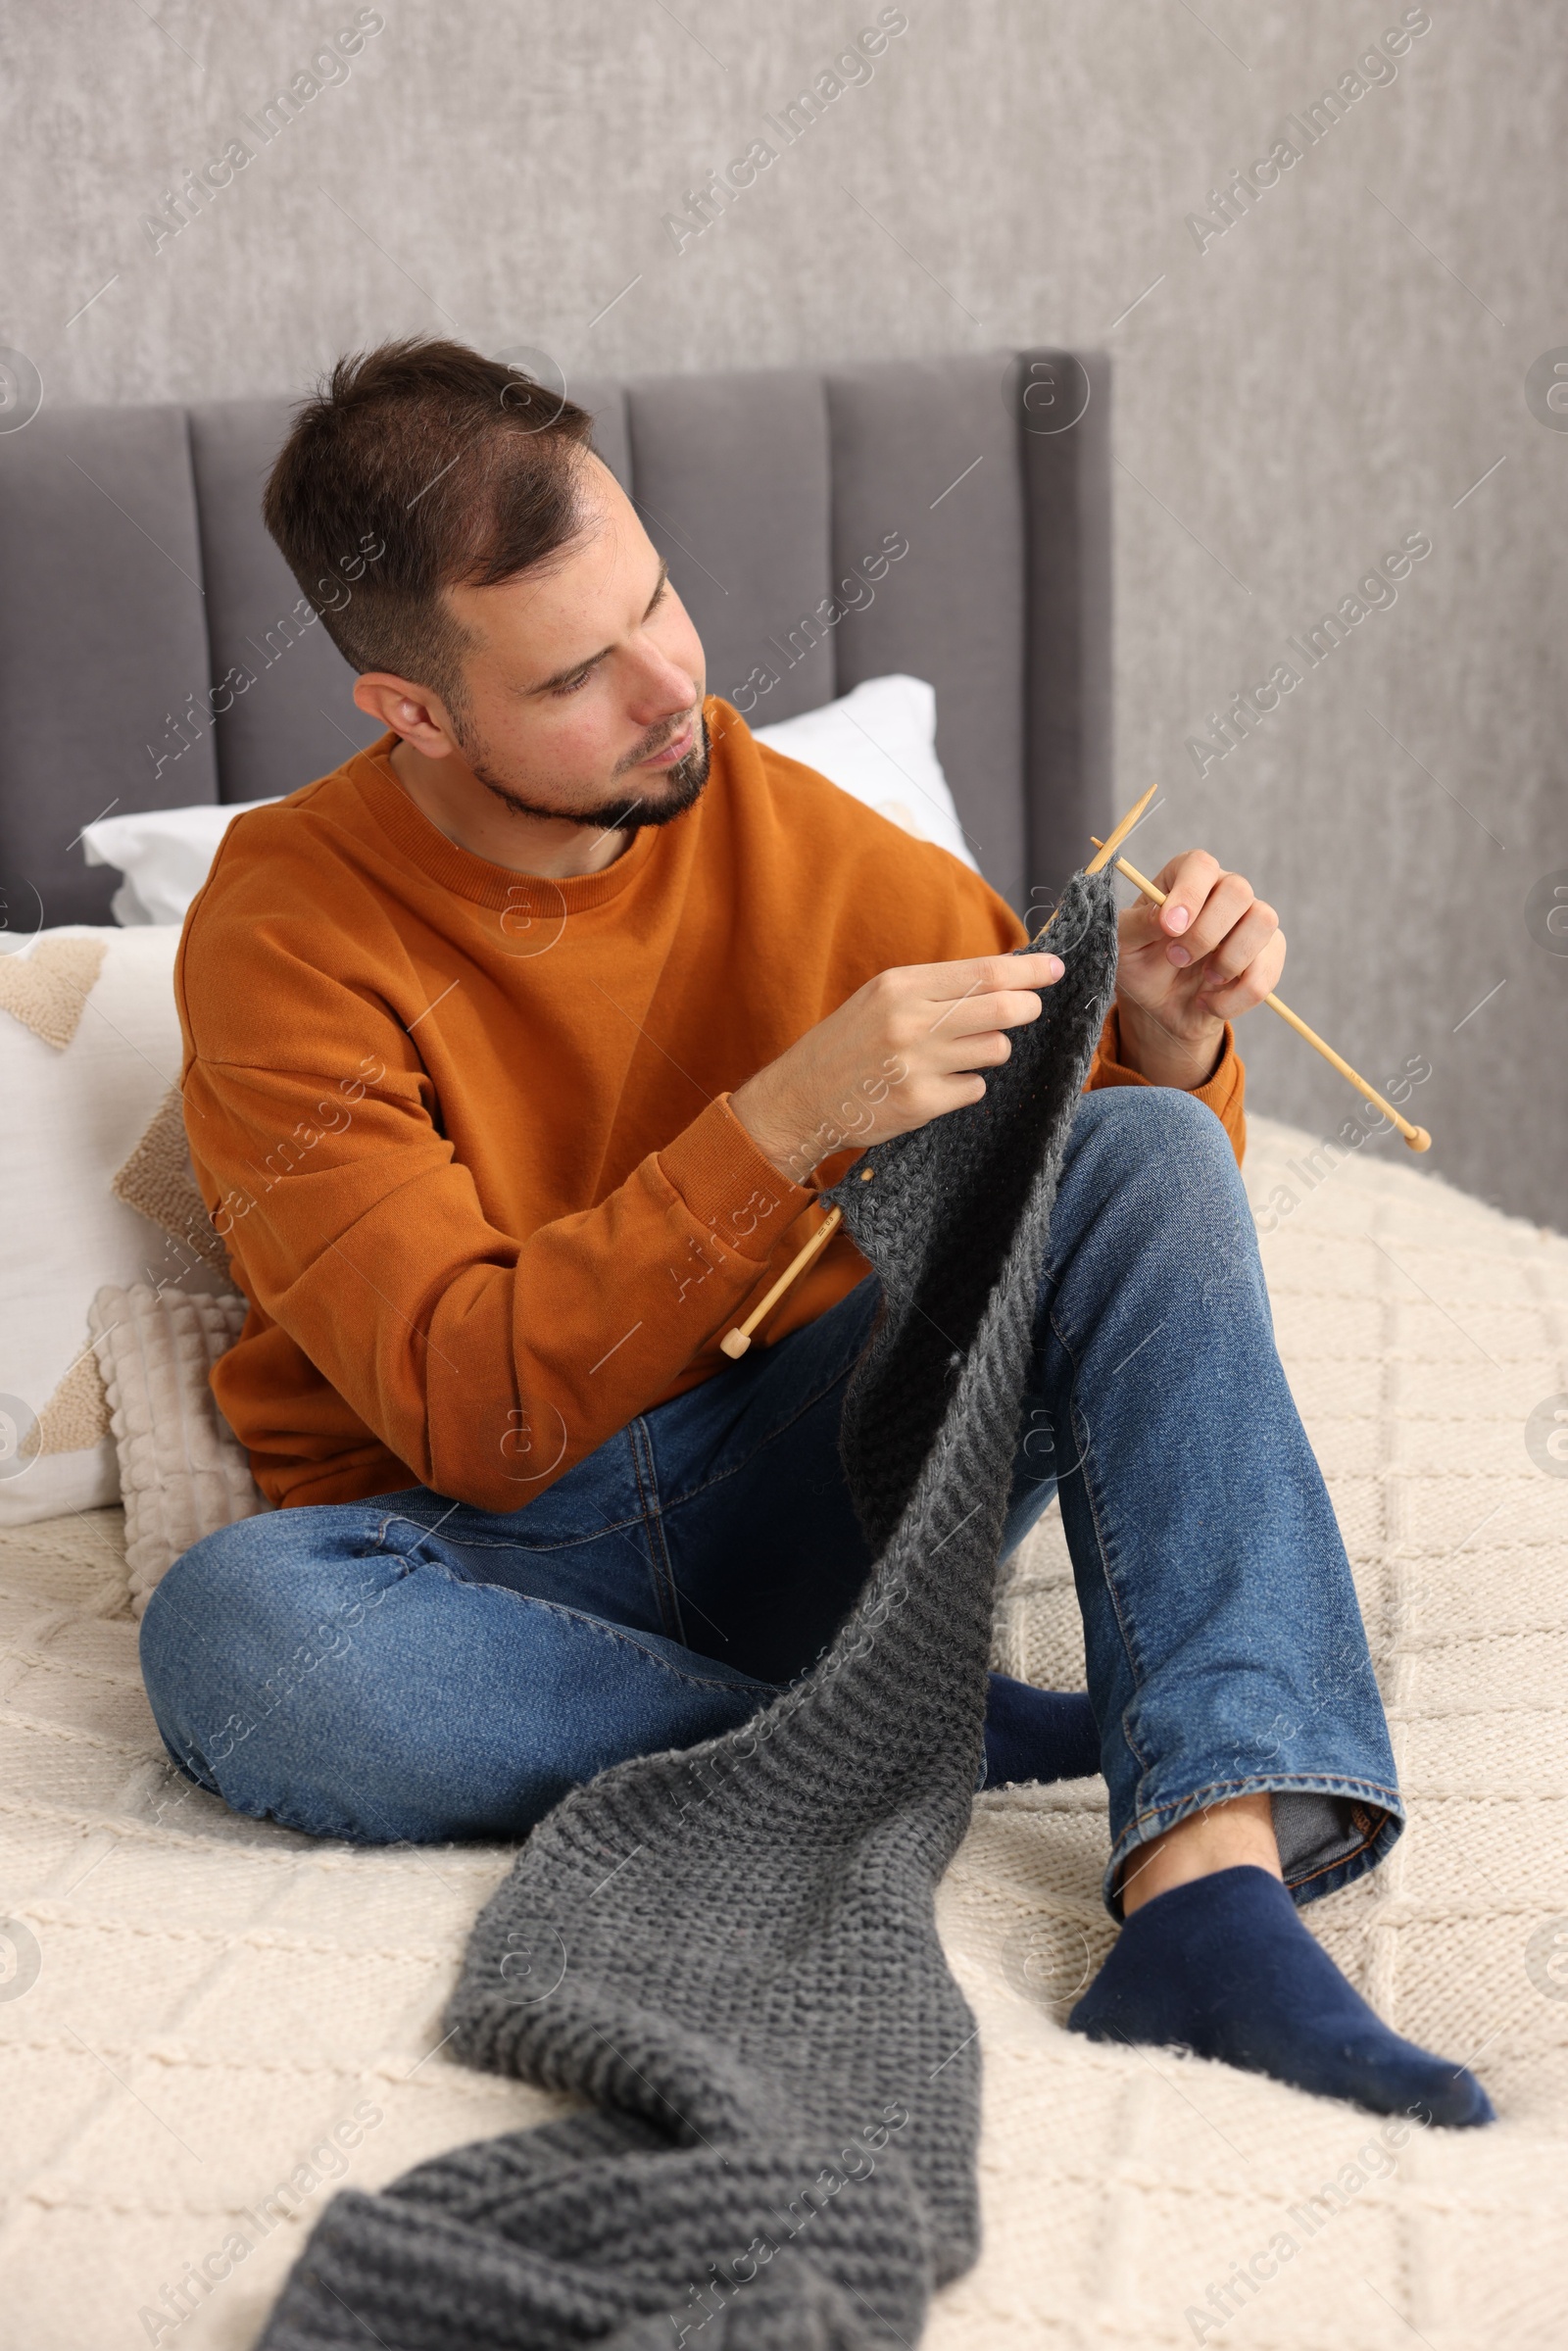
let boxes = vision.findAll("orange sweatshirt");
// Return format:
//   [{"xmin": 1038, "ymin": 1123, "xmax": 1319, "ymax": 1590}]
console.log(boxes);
[{"xmin": 176, "ymin": 699, "xmax": 1246, "ymax": 1513}]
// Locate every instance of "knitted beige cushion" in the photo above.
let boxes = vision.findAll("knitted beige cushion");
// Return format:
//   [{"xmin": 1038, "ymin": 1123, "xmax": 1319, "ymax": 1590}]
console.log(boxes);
[
  {"xmin": 87, "ymin": 1282, "xmax": 268, "ymax": 1613},
  {"xmin": 111, "ymin": 1086, "xmax": 231, "ymax": 1277},
  {"xmin": 0, "ymin": 935, "xmax": 107, "ymax": 1051}
]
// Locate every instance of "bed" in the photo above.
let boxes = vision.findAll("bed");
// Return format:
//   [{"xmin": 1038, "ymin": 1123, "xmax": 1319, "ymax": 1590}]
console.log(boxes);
[{"xmin": 0, "ymin": 351, "xmax": 1562, "ymax": 2349}]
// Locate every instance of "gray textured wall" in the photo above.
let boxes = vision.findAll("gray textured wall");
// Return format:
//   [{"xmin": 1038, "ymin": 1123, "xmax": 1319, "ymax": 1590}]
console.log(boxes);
[{"xmin": 7, "ymin": 0, "xmax": 1566, "ymax": 1223}]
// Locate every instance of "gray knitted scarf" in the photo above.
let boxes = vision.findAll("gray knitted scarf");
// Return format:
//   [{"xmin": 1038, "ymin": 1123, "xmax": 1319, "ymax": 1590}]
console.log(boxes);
[{"xmin": 260, "ymin": 868, "xmax": 1118, "ymax": 2350}]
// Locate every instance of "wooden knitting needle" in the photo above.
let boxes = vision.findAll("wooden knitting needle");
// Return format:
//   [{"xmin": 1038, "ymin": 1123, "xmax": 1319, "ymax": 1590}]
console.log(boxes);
[
  {"xmin": 1093, "ymin": 841, "xmax": 1432, "ymax": 1152},
  {"xmin": 720, "ymin": 1201, "xmax": 847, "ymax": 1358},
  {"xmin": 722, "ymin": 779, "xmax": 1213, "ymax": 1362},
  {"xmin": 1031, "ymin": 780, "xmax": 1159, "ymax": 942}
]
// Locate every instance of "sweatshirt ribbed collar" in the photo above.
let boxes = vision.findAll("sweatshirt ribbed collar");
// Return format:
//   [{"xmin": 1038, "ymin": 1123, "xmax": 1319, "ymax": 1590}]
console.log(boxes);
[{"xmin": 345, "ymin": 729, "xmax": 665, "ymax": 913}]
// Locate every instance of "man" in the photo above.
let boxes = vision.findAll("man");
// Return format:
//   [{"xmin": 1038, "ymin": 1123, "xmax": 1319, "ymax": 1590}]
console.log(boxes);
[{"xmin": 142, "ymin": 338, "xmax": 1491, "ymax": 2128}]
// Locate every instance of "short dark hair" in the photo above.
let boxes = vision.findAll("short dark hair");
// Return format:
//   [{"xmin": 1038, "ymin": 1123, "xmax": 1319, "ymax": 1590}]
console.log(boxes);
[{"xmin": 262, "ymin": 336, "xmax": 598, "ymax": 709}]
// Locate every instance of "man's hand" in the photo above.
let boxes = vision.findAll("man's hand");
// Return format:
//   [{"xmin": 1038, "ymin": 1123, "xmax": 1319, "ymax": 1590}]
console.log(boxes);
[
  {"xmin": 730, "ymin": 952, "xmax": 1065, "ymax": 1185},
  {"xmin": 1114, "ymin": 850, "xmax": 1285, "ymax": 1090}
]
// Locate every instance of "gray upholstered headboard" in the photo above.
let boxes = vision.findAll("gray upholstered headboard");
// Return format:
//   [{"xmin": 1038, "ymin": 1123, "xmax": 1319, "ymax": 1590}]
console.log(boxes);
[{"xmin": 0, "ymin": 347, "xmax": 1111, "ymax": 928}]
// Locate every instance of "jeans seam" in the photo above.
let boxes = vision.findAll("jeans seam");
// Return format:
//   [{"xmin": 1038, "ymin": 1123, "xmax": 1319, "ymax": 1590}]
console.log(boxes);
[
  {"xmin": 356, "ymin": 1500, "xmax": 765, "ymax": 1689},
  {"xmin": 1047, "ymin": 1300, "xmax": 1153, "ymax": 1777},
  {"xmin": 379, "ymin": 1563, "xmax": 770, "ymax": 1695},
  {"xmin": 655, "ymin": 1295, "xmax": 874, "ymax": 1512},
  {"xmin": 371, "ymin": 1506, "xmax": 651, "ymax": 1555},
  {"xmin": 509, "ymin": 1588, "xmax": 770, "ymax": 1692},
  {"xmin": 628, "ymin": 1416, "xmax": 685, "ymax": 1644}
]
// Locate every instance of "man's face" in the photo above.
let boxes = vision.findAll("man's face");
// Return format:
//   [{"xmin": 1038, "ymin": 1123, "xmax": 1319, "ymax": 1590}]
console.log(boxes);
[{"xmin": 427, "ymin": 452, "xmax": 710, "ymax": 832}]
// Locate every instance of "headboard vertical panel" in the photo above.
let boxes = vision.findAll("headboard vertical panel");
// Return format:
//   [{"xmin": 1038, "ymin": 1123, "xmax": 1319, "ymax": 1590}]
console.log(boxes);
[
  {"xmin": 0, "ymin": 407, "xmax": 217, "ymax": 927},
  {"xmin": 825, "ymin": 352, "xmax": 1028, "ymax": 912},
  {"xmin": 1017, "ymin": 347, "xmax": 1115, "ymax": 906},
  {"xmin": 190, "ymin": 400, "xmax": 380, "ymax": 806},
  {"xmin": 571, "ymin": 378, "xmax": 632, "ymax": 496},
  {"xmin": 625, "ymin": 368, "xmax": 835, "ymax": 724}
]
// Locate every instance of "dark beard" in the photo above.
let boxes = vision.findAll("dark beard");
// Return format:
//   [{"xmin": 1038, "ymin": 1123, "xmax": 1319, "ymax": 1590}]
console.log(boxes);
[{"xmin": 462, "ymin": 708, "xmax": 712, "ymax": 834}]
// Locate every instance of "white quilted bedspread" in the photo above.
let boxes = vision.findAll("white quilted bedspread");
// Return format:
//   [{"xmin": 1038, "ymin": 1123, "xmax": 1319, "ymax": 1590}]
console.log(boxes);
[{"xmin": 1, "ymin": 1116, "xmax": 1564, "ymax": 2350}]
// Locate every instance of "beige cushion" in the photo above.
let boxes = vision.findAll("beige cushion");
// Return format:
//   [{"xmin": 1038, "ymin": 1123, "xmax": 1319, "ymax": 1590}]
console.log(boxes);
[
  {"xmin": 0, "ymin": 926, "xmax": 232, "ymax": 1529},
  {"xmin": 87, "ymin": 1282, "xmax": 268, "ymax": 1613}
]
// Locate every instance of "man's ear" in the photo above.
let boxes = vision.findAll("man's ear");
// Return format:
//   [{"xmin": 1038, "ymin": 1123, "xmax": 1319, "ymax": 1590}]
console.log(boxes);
[{"xmin": 353, "ymin": 672, "xmax": 460, "ymax": 759}]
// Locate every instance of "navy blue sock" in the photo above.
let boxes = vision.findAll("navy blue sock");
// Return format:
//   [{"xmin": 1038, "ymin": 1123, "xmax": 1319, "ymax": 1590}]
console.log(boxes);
[
  {"xmin": 981, "ymin": 1673, "xmax": 1100, "ymax": 1788},
  {"xmin": 1069, "ymin": 1863, "xmax": 1494, "ymax": 2128}
]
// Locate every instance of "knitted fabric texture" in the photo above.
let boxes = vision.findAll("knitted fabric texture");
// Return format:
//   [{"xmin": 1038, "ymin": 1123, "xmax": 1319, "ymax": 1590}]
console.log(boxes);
[{"xmin": 257, "ymin": 869, "xmax": 1119, "ymax": 2351}]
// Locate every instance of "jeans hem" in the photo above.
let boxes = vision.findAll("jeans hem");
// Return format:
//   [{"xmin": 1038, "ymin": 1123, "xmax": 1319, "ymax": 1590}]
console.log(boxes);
[{"xmin": 1102, "ymin": 1772, "xmax": 1405, "ymax": 1922}]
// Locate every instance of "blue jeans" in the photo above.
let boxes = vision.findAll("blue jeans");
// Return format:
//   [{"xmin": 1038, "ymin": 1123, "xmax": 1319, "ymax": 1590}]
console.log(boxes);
[{"xmin": 140, "ymin": 1087, "xmax": 1403, "ymax": 1915}]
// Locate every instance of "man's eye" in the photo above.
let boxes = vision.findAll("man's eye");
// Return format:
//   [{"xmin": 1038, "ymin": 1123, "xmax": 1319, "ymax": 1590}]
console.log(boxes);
[{"xmin": 552, "ymin": 668, "xmax": 593, "ymax": 697}]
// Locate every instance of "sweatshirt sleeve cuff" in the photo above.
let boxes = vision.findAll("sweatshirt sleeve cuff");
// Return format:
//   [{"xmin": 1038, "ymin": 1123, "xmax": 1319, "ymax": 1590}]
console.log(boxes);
[
  {"xmin": 1088, "ymin": 1006, "xmax": 1248, "ymax": 1167},
  {"xmin": 655, "ymin": 1093, "xmax": 816, "ymax": 1262}
]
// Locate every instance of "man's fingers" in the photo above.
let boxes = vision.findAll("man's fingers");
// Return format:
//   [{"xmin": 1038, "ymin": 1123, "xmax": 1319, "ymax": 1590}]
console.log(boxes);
[
  {"xmin": 1163, "ymin": 870, "xmax": 1256, "ymax": 964},
  {"xmin": 1118, "ymin": 899, "xmax": 1181, "ymax": 955},
  {"xmin": 920, "ymin": 951, "xmax": 1063, "ymax": 1001},
  {"xmin": 1199, "ymin": 927, "xmax": 1287, "ymax": 1014},
  {"xmin": 1152, "ymin": 850, "xmax": 1220, "ymax": 937},
  {"xmin": 932, "ymin": 1024, "xmax": 1017, "ymax": 1072},
  {"xmin": 916, "ymin": 954, "xmax": 1062, "ymax": 1041},
  {"xmin": 924, "ymin": 985, "xmax": 1052, "ymax": 1042},
  {"xmin": 1192, "ymin": 900, "xmax": 1279, "ymax": 984}
]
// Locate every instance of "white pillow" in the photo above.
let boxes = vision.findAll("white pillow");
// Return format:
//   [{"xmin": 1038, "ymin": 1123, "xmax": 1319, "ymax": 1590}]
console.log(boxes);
[
  {"xmin": 0, "ymin": 925, "xmax": 231, "ymax": 1527},
  {"xmin": 81, "ymin": 798, "xmax": 280, "ymax": 925},
  {"xmin": 74, "ymin": 679, "xmax": 974, "ymax": 927},
  {"xmin": 752, "ymin": 674, "xmax": 978, "ymax": 871}
]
